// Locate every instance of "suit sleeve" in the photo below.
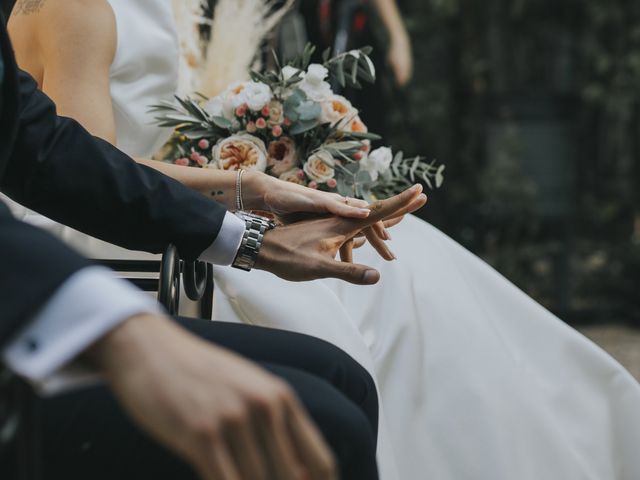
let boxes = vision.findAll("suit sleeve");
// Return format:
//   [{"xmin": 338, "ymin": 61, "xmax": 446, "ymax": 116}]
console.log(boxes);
[
  {"xmin": 0, "ymin": 200, "xmax": 90, "ymax": 344},
  {"xmin": 0, "ymin": 70, "xmax": 227, "ymax": 261}
]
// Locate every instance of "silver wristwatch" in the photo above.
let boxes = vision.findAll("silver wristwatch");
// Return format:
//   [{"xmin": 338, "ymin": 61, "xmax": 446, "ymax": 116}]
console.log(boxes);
[{"xmin": 231, "ymin": 212, "xmax": 276, "ymax": 272}]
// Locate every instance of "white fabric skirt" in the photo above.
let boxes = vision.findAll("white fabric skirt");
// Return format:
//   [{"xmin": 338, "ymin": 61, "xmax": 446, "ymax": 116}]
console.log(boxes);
[{"xmin": 212, "ymin": 214, "xmax": 640, "ymax": 480}]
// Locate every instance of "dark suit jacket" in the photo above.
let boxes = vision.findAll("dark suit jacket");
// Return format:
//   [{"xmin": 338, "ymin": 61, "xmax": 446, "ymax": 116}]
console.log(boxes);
[{"xmin": 0, "ymin": 14, "xmax": 226, "ymax": 346}]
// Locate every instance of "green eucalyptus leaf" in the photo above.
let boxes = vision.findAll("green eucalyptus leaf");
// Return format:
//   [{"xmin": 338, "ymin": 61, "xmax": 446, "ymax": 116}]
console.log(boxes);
[
  {"xmin": 289, "ymin": 120, "xmax": 319, "ymax": 135},
  {"xmin": 211, "ymin": 116, "xmax": 233, "ymax": 129},
  {"xmin": 297, "ymin": 102, "xmax": 321, "ymax": 121}
]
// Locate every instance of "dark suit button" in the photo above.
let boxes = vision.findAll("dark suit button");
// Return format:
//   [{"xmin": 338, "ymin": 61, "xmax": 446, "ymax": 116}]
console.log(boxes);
[{"xmin": 24, "ymin": 338, "xmax": 38, "ymax": 352}]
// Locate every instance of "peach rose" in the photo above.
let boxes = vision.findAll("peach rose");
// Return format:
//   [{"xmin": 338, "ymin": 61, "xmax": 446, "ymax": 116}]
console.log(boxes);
[
  {"xmin": 320, "ymin": 95, "xmax": 358, "ymax": 125},
  {"xmin": 342, "ymin": 115, "xmax": 368, "ymax": 134},
  {"xmin": 267, "ymin": 137, "xmax": 299, "ymax": 176},
  {"xmin": 212, "ymin": 134, "xmax": 267, "ymax": 172},
  {"xmin": 279, "ymin": 168, "xmax": 306, "ymax": 185},
  {"xmin": 303, "ymin": 150, "xmax": 335, "ymax": 183}
]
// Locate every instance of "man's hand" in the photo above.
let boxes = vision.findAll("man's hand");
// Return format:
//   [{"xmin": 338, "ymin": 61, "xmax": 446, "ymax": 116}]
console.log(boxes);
[
  {"xmin": 85, "ymin": 314, "xmax": 337, "ymax": 480},
  {"xmin": 256, "ymin": 184, "xmax": 427, "ymax": 285}
]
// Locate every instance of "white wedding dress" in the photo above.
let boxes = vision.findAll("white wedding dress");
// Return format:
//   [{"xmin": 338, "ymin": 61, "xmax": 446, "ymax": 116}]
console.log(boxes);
[{"xmin": 9, "ymin": 1, "xmax": 640, "ymax": 479}]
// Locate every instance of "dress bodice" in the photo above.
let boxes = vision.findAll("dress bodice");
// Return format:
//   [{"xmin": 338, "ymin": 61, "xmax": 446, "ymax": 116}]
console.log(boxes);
[
  {"xmin": 106, "ymin": 0, "xmax": 179, "ymax": 157},
  {"xmin": 1, "ymin": 0, "xmax": 181, "ymax": 257}
]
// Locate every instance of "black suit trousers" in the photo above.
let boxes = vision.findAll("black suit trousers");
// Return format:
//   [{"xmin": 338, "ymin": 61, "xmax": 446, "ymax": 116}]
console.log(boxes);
[{"xmin": 35, "ymin": 319, "xmax": 380, "ymax": 480}]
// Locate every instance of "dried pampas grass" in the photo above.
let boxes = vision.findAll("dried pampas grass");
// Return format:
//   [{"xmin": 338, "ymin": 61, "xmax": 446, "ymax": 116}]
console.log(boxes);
[
  {"xmin": 197, "ymin": 0, "xmax": 295, "ymax": 98},
  {"xmin": 171, "ymin": 0, "xmax": 208, "ymax": 94}
]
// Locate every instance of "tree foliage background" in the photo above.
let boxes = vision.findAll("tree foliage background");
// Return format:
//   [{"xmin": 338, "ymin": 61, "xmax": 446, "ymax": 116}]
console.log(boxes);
[{"xmin": 377, "ymin": 0, "xmax": 640, "ymax": 322}]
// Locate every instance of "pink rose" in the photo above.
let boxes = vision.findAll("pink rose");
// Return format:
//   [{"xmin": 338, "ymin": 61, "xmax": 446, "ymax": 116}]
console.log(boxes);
[
  {"xmin": 267, "ymin": 137, "xmax": 299, "ymax": 176},
  {"xmin": 261, "ymin": 105, "xmax": 271, "ymax": 117},
  {"xmin": 256, "ymin": 117, "xmax": 267, "ymax": 129},
  {"xmin": 190, "ymin": 151, "xmax": 200, "ymax": 162},
  {"xmin": 175, "ymin": 158, "xmax": 189, "ymax": 166},
  {"xmin": 308, "ymin": 181, "xmax": 318, "ymax": 189},
  {"xmin": 272, "ymin": 125, "xmax": 283, "ymax": 137},
  {"xmin": 235, "ymin": 104, "xmax": 248, "ymax": 117},
  {"xmin": 327, "ymin": 178, "xmax": 337, "ymax": 189},
  {"xmin": 198, "ymin": 139, "xmax": 210, "ymax": 150}
]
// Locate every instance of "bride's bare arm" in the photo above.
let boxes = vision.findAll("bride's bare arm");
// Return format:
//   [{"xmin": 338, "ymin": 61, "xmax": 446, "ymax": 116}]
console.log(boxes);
[{"xmin": 8, "ymin": 0, "xmax": 397, "ymax": 258}]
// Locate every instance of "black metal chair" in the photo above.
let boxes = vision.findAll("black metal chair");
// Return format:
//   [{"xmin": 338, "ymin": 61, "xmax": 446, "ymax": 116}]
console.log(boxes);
[
  {"xmin": 1, "ymin": 244, "xmax": 215, "ymax": 480},
  {"xmin": 97, "ymin": 244, "xmax": 214, "ymax": 317}
]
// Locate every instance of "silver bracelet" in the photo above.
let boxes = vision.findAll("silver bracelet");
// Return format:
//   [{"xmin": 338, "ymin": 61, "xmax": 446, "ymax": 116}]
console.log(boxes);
[{"xmin": 235, "ymin": 169, "xmax": 245, "ymax": 211}]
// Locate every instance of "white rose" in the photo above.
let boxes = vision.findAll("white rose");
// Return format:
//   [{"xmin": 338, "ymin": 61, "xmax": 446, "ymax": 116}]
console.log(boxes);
[
  {"xmin": 203, "ymin": 96, "xmax": 225, "ymax": 118},
  {"xmin": 212, "ymin": 134, "xmax": 267, "ymax": 172},
  {"xmin": 299, "ymin": 64, "xmax": 333, "ymax": 102},
  {"xmin": 359, "ymin": 147, "xmax": 393, "ymax": 181},
  {"xmin": 242, "ymin": 81, "xmax": 273, "ymax": 111},
  {"xmin": 224, "ymin": 81, "xmax": 249, "ymax": 109},
  {"xmin": 306, "ymin": 64, "xmax": 329, "ymax": 83},
  {"xmin": 282, "ymin": 65, "xmax": 302, "ymax": 81},
  {"xmin": 320, "ymin": 94, "xmax": 358, "ymax": 125},
  {"xmin": 303, "ymin": 150, "xmax": 335, "ymax": 183}
]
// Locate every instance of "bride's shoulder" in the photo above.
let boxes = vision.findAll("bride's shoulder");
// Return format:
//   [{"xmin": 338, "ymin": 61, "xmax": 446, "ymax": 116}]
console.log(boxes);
[{"xmin": 9, "ymin": 0, "xmax": 116, "ymax": 75}]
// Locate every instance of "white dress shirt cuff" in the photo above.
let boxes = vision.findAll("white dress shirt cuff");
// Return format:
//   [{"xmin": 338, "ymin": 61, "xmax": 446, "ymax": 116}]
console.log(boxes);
[
  {"xmin": 199, "ymin": 211, "xmax": 245, "ymax": 266},
  {"xmin": 2, "ymin": 266, "xmax": 161, "ymax": 395}
]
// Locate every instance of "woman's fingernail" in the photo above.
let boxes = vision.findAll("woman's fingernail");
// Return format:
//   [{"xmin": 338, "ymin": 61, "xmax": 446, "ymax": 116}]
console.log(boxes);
[
  {"xmin": 358, "ymin": 208, "xmax": 371, "ymax": 216},
  {"xmin": 384, "ymin": 229, "xmax": 392, "ymax": 240}
]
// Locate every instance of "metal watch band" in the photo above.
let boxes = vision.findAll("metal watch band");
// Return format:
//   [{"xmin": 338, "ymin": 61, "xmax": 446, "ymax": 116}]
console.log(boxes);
[{"xmin": 231, "ymin": 212, "xmax": 276, "ymax": 272}]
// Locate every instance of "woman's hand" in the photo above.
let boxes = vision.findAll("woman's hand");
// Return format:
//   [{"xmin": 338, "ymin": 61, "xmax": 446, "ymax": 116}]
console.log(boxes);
[
  {"xmin": 245, "ymin": 173, "xmax": 408, "ymax": 261},
  {"xmin": 246, "ymin": 172, "xmax": 372, "ymax": 220},
  {"xmin": 256, "ymin": 184, "xmax": 427, "ymax": 285}
]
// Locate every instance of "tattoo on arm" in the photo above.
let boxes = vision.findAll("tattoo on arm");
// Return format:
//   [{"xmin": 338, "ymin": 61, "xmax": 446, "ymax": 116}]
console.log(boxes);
[
  {"xmin": 14, "ymin": 0, "xmax": 46, "ymax": 15},
  {"xmin": 210, "ymin": 190, "xmax": 224, "ymax": 197}
]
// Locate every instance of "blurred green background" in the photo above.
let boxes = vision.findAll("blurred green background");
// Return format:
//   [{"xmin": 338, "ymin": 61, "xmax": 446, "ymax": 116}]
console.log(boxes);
[
  {"xmin": 3, "ymin": 0, "xmax": 638, "ymax": 324},
  {"xmin": 367, "ymin": 0, "xmax": 640, "ymax": 323}
]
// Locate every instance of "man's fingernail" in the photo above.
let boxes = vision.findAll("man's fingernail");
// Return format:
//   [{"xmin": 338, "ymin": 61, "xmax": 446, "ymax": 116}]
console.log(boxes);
[
  {"xmin": 411, "ymin": 184, "xmax": 421, "ymax": 192},
  {"xmin": 363, "ymin": 270, "xmax": 379, "ymax": 284},
  {"xmin": 358, "ymin": 208, "xmax": 371, "ymax": 216}
]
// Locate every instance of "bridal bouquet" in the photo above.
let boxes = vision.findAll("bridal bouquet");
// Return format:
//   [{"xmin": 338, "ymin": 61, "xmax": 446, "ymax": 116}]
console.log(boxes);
[{"xmin": 151, "ymin": 45, "xmax": 444, "ymax": 200}]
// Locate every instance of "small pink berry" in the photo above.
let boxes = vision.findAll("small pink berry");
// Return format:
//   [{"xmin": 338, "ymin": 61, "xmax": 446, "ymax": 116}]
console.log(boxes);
[
  {"xmin": 246, "ymin": 121, "xmax": 257, "ymax": 133},
  {"xmin": 261, "ymin": 105, "xmax": 270, "ymax": 117},
  {"xmin": 297, "ymin": 170, "xmax": 305, "ymax": 179},
  {"xmin": 198, "ymin": 139, "xmax": 210, "ymax": 150},
  {"xmin": 256, "ymin": 117, "xmax": 267, "ymax": 129},
  {"xmin": 175, "ymin": 158, "xmax": 189, "ymax": 166},
  {"xmin": 272, "ymin": 125, "xmax": 283, "ymax": 137},
  {"xmin": 353, "ymin": 152, "xmax": 364, "ymax": 161},
  {"xmin": 235, "ymin": 104, "xmax": 248, "ymax": 117},
  {"xmin": 196, "ymin": 155, "xmax": 208, "ymax": 167},
  {"xmin": 283, "ymin": 118, "xmax": 292, "ymax": 127},
  {"xmin": 308, "ymin": 181, "xmax": 318, "ymax": 189},
  {"xmin": 361, "ymin": 144, "xmax": 370, "ymax": 152},
  {"xmin": 327, "ymin": 178, "xmax": 337, "ymax": 188},
  {"xmin": 190, "ymin": 151, "xmax": 200, "ymax": 161}
]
